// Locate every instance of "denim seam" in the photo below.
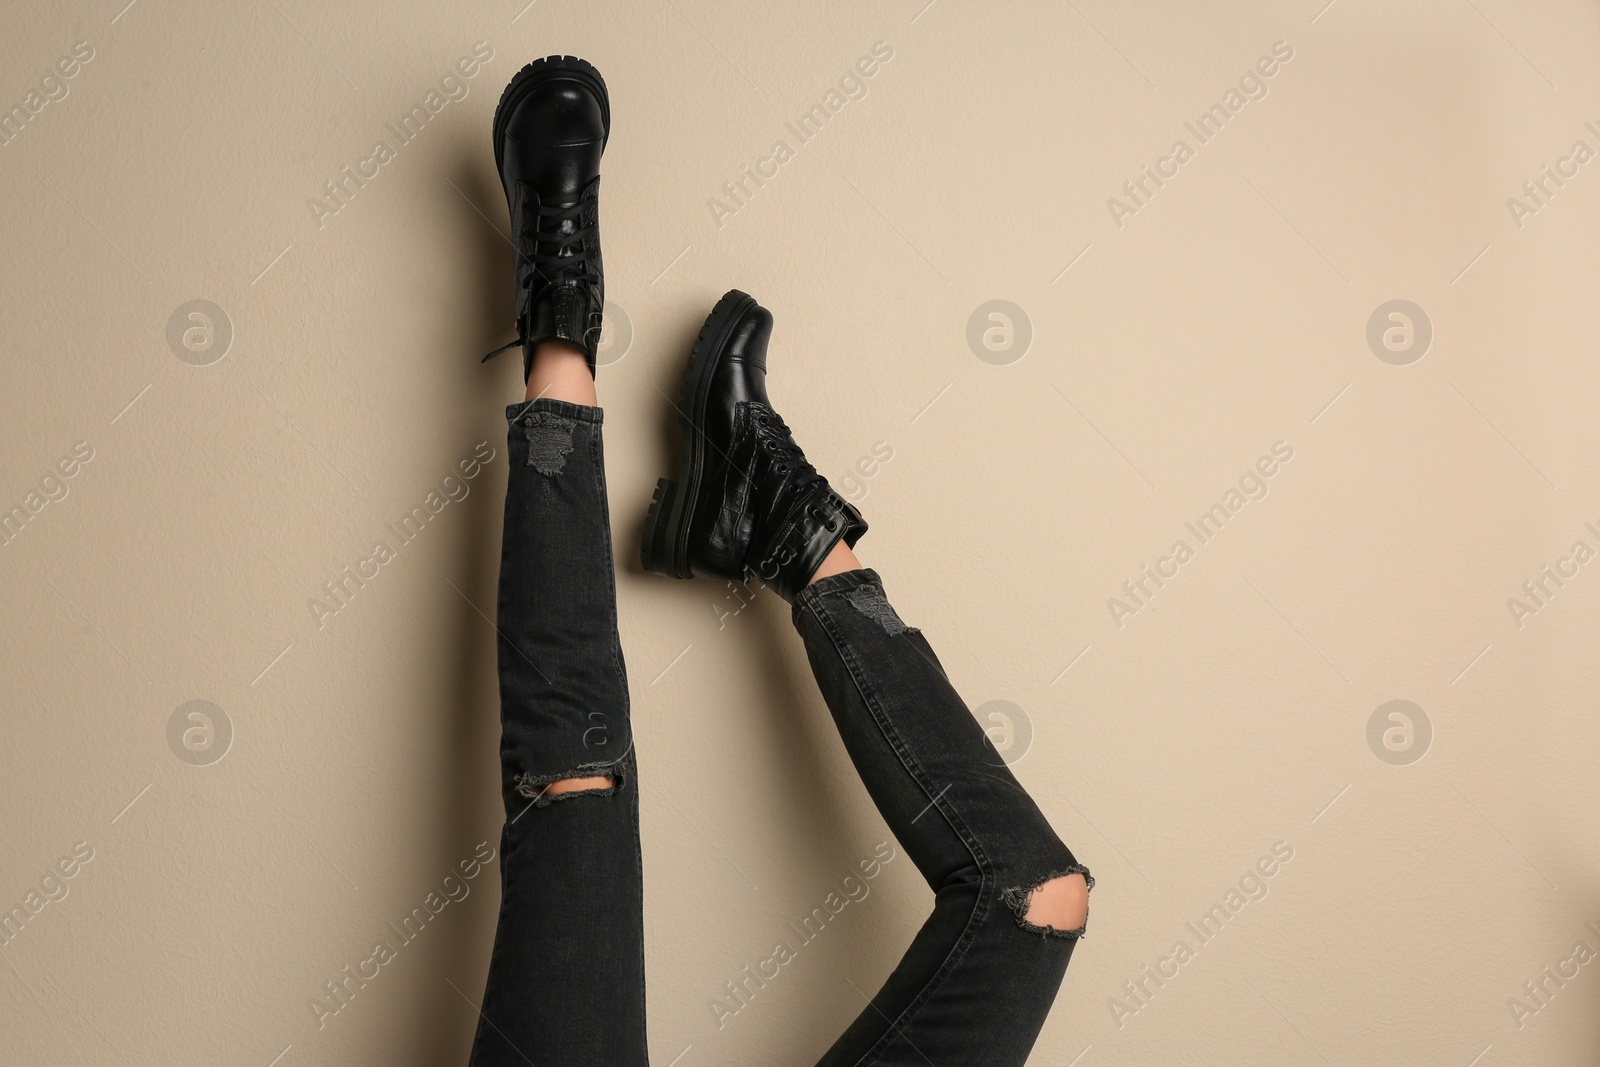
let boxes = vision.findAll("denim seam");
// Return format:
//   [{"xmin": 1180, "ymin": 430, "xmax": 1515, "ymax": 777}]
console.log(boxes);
[
  {"xmin": 470, "ymin": 824, "xmax": 521, "ymax": 1053},
  {"xmin": 589, "ymin": 422, "xmax": 629, "ymax": 688},
  {"xmin": 804, "ymin": 593, "xmax": 997, "ymax": 1067},
  {"xmin": 627, "ymin": 761, "xmax": 648, "ymax": 1041}
]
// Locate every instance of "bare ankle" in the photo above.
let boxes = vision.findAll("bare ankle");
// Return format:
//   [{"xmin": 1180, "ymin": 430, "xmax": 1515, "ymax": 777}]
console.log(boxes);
[
  {"xmin": 807, "ymin": 540, "xmax": 862, "ymax": 586},
  {"xmin": 525, "ymin": 341, "xmax": 595, "ymax": 406}
]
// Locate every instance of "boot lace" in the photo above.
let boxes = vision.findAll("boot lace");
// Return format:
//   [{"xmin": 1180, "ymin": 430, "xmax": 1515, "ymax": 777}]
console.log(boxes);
[
  {"xmin": 519, "ymin": 181, "xmax": 600, "ymax": 290},
  {"xmin": 753, "ymin": 409, "xmax": 841, "ymax": 532},
  {"xmin": 482, "ymin": 178, "xmax": 600, "ymax": 363}
]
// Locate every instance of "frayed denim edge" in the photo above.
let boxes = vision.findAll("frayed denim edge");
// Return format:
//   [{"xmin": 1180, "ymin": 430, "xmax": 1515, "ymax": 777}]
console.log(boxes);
[
  {"xmin": 513, "ymin": 758, "xmax": 627, "ymax": 808},
  {"xmin": 1003, "ymin": 863, "xmax": 1095, "ymax": 940}
]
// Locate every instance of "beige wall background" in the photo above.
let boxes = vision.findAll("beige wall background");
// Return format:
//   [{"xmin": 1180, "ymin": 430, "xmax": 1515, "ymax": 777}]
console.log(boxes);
[{"xmin": 3, "ymin": 0, "xmax": 1597, "ymax": 1064}]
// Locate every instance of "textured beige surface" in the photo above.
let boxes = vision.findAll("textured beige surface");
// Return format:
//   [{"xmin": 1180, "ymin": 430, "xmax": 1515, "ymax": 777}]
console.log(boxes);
[{"xmin": 3, "ymin": 1, "xmax": 1598, "ymax": 1064}]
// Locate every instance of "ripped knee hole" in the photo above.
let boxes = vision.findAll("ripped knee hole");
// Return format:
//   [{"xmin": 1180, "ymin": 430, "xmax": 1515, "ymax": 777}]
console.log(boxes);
[
  {"xmin": 515, "ymin": 771, "xmax": 619, "ymax": 806},
  {"xmin": 544, "ymin": 775, "xmax": 615, "ymax": 797},
  {"xmin": 1011, "ymin": 869, "xmax": 1094, "ymax": 938}
]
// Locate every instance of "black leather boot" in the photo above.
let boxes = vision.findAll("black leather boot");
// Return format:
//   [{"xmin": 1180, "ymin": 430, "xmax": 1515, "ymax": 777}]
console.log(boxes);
[
  {"xmin": 482, "ymin": 56, "xmax": 609, "ymax": 379},
  {"xmin": 641, "ymin": 290, "xmax": 867, "ymax": 602}
]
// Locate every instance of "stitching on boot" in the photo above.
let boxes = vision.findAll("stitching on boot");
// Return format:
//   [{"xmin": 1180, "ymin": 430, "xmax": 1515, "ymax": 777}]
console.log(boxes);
[
  {"xmin": 524, "ymin": 412, "xmax": 577, "ymax": 475},
  {"xmin": 846, "ymin": 586, "xmax": 915, "ymax": 635}
]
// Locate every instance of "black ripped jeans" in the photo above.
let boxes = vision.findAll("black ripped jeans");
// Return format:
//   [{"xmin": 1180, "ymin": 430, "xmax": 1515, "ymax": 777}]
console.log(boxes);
[{"xmin": 468, "ymin": 399, "xmax": 1091, "ymax": 1067}]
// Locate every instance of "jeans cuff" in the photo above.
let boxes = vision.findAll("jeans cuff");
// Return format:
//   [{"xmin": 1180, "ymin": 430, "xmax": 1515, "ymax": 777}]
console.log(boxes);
[
  {"xmin": 504, "ymin": 398, "xmax": 604, "ymax": 426},
  {"xmin": 791, "ymin": 566, "xmax": 881, "ymax": 622}
]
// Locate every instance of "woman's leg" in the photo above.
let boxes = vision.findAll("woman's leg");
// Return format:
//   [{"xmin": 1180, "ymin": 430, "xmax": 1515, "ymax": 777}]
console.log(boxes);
[
  {"xmin": 467, "ymin": 343, "xmax": 648, "ymax": 1066},
  {"xmin": 637, "ymin": 291, "xmax": 1088, "ymax": 1065},
  {"xmin": 792, "ymin": 549, "xmax": 1091, "ymax": 1066}
]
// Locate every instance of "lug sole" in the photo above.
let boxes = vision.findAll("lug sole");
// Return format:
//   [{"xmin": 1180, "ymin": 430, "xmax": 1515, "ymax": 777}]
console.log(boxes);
[
  {"xmin": 640, "ymin": 289, "xmax": 758, "ymax": 579},
  {"xmin": 640, "ymin": 477, "xmax": 681, "ymax": 576}
]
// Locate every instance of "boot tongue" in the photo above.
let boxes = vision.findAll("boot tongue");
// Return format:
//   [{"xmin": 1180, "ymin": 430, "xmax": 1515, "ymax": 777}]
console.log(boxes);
[
  {"xmin": 513, "ymin": 182, "xmax": 591, "ymax": 285},
  {"xmin": 525, "ymin": 191, "xmax": 581, "ymax": 252},
  {"xmin": 533, "ymin": 174, "xmax": 600, "ymax": 277},
  {"xmin": 539, "ymin": 214, "xmax": 581, "ymax": 274}
]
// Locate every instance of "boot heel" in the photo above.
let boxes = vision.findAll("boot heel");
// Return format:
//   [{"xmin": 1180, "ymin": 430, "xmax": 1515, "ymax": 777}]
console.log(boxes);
[{"xmin": 640, "ymin": 478, "xmax": 684, "ymax": 577}]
